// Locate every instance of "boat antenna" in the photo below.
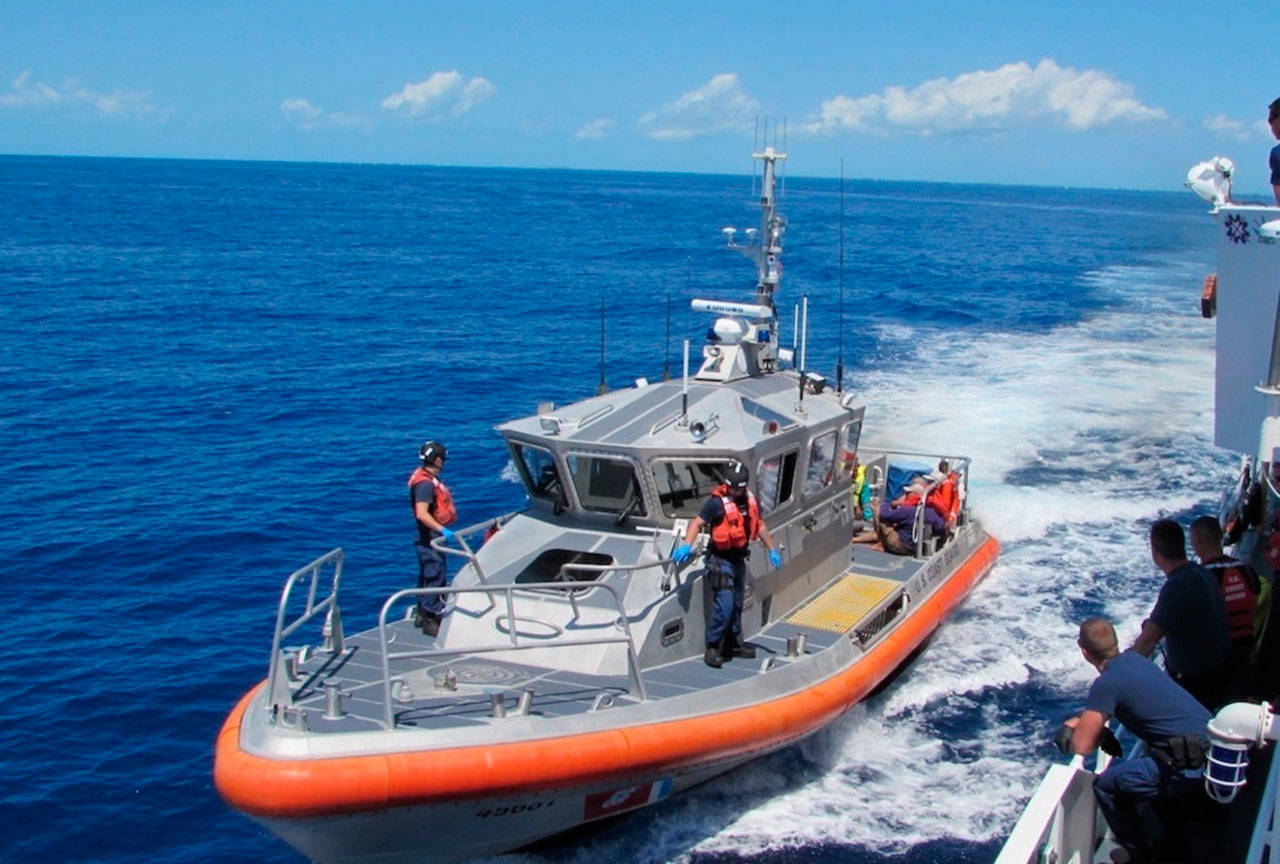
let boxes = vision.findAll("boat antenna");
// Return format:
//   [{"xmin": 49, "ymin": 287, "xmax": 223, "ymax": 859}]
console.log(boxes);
[
  {"xmin": 662, "ymin": 282, "xmax": 673, "ymax": 381},
  {"xmin": 752, "ymin": 117, "xmax": 760, "ymax": 200},
  {"xmin": 797, "ymin": 294, "xmax": 809, "ymax": 407},
  {"xmin": 597, "ymin": 295, "xmax": 607, "ymax": 395},
  {"xmin": 836, "ymin": 158, "xmax": 845, "ymax": 395},
  {"xmin": 780, "ymin": 117, "xmax": 788, "ymax": 198},
  {"xmin": 681, "ymin": 339, "xmax": 690, "ymax": 424}
]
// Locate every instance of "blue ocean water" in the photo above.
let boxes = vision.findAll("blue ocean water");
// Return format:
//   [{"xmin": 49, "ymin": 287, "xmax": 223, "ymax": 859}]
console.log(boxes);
[{"xmin": 0, "ymin": 154, "xmax": 1228, "ymax": 863}]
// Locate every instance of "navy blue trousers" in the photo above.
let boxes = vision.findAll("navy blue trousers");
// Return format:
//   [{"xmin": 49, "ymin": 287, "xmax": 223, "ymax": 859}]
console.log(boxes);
[
  {"xmin": 705, "ymin": 553, "xmax": 746, "ymax": 647},
  {"xmin": 415, "ymin": 542, "xmax": 447, "ymax": 617}
]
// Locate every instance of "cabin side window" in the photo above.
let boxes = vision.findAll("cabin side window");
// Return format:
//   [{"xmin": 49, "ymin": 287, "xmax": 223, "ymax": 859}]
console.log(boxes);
[
  {"xmin": 842, "ymin": 420, "xmax": 862, "ymax": 456},
  {"xmin": 838, "ymin": 420, "xmax": 863, "ymax": 479},
  {"xmin": 511, "ymin": 442, "xmax": 568, "ymax": 507},
  {"xmin": 756, "ymin": 450, "xmax": 798, "ymax": 513},
  {"xmin": 565, "ymin": 453, "xmax": 648, "ymax": 516},
  {"xmin": 804, "ymin": 430, "xmax": 838, "ymax": 497},
  {"xmin": 652, "ymin": 460, "xmax": 732, "ymax": 518}
]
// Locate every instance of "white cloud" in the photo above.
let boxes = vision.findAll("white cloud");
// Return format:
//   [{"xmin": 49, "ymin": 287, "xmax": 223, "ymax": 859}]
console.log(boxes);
[
  {"xmin": 280, "ymin": 98, "xmax": 372, "ymax": 132},
  {"xmin": 380, "ymin": 70, "xmax": 495, "ymax": 119},
  {"xmin": 1203, "ymin": 113, "xmax": 1267, "ymax": 142},
  {"xmin": 574, "ymin": 117, "xmax": 616, "ymax": 140},
  {"xmin": 640, "ymin": 73, "xmax": 762, "ymax": 140},
  {"xmin": 0, "ymin": 70, "xmax": 154, "ymax": 117},
  {"xmin": 281, "ymin": 98, "xmax": 322, "ymax": 123},
  {"xmin": 804, "ymin": 59, "xmax": 1166, "ymax": 136}
]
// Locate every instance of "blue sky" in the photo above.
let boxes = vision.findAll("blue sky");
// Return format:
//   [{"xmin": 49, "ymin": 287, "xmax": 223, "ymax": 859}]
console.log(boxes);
[{"xmin": 3, "ymin": 0, "xmax": 1278, "ymax": 191}]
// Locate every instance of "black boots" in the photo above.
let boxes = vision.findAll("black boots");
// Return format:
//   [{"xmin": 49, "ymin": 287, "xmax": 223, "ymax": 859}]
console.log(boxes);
[
  {"xmin": 413, "ymin": 608, "xmax": 441, "ymax": 637},
  {"xmin": 722, "ymin": 634, "xmax": 756, "ymax": 659},
  {"xmin": 705, "ymin": 636, "xmax": 755, "ymax": 667}
]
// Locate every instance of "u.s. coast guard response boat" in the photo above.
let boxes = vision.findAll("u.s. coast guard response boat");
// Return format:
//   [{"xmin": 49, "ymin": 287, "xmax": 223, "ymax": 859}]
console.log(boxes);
[
  {"xmin": 214, "ymin": 148, "xmax": 1000, "ymax": 862},
  {"xmin": 997, "ymin": 159, "xmax": 1280, "ymax": 864}
]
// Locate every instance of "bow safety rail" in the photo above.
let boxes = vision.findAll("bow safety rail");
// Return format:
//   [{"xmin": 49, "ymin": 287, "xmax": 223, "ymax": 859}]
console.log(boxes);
[
  {"xmin": 266, "ymin": 548, "xmax": 345, "ymax": 715},
  {"xmin": 376, "ymin": 580, "xmax": 648, "ymax": 730}
]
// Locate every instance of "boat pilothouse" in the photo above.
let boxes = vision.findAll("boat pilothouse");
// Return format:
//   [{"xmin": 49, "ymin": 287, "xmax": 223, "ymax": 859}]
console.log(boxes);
[{"xmin": 214, "ymin": 146, "xmax": 999, "ymax": 864}]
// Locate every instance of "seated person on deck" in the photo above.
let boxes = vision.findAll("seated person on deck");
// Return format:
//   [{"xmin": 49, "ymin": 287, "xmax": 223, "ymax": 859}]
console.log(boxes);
[{"xmin": 875, "ymin": 475, "xmax": 944, "ymax": 555}]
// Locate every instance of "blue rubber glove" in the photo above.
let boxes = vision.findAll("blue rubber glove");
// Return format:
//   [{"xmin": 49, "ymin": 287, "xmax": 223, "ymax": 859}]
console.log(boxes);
[
  {"xmin": 440, "ymin": 527, "xmax": 457, "ymax": 543},
  {"xmin": 672, "ymin": 542, "xmax": 692, "ymax": 565},
  {"xmin": 769, "ymin": 549, "xmax": 783, "ymax": 569}
]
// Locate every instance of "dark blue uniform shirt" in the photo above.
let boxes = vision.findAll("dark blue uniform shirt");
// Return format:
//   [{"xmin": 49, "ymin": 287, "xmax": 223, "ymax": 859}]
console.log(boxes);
[{"xmin": 1150, "ymin": 561, "xmax": 1230, "ymax": 678}]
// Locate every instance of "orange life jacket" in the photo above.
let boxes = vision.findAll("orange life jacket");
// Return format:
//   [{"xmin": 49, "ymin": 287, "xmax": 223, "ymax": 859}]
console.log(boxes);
[
  {"xmin": 407, "ymin": 467, "xmax": 458, "ymax": 526},
  {"xmin": 1203, "ymin": 555, "xmax": 1259, "ymax": 646},
  {"xmin": 709, "ymin": 485, "xmax": 760, "ymax": 550},
  {"xmin": 926, "ymin": 473, "xmax": 960, "ymax": 520}
]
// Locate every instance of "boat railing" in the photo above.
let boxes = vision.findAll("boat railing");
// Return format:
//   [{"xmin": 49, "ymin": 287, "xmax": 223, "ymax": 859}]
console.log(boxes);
[
  {"xmin": 866, "ymin": 448, "xmax": 972, "ymax": 558},
  {"xmin": 995, "ymin": 747, "xmax": 1118, "ymax": 864},
  {"xmin": 430, "ymin": 508, "xmax": 525, "ymax": 584},
  {"xmin": 266, "ymin": 548, "xmax": 345, "ymax": 713},
  {"xmin": 375, "ymin": 580, "xmax": 647, "ymax": 730},
  {"xmin": 550, "ymin": 557, "xmax": 676, "ymax": 614}
]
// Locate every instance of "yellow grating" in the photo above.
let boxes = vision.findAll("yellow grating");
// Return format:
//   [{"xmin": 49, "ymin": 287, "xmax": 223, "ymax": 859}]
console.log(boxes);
[{"xmin": 786, "ymin": 572, "xmax": 902, "ymax": 634}]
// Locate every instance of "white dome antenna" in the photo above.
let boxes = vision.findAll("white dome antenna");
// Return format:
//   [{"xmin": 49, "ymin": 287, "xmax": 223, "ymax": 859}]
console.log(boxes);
[{"xmin": 1186, "ymin": 156, "xmax": 1234, "ymax": 207}]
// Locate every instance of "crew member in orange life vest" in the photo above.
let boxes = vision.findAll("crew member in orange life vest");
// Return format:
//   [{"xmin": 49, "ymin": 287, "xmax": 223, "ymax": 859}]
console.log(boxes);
[
  {"xmin": 1190, "ymin": 514, "xmax": 1265, "ymax": 696},
  {"xmin": 409, "ymin": 440, "xmax": 458, "ymax": 637},
  {"xmin": 672, "ymin": 462, "xmax": 783, "ymax": 668}
]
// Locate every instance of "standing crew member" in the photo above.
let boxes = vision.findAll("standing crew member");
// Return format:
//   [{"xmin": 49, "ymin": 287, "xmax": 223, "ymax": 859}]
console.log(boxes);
[
  {"xmin": 409, "ymin": 440, "xmax": 457, "ymax": 637},
  {"xmin": 1131, "ymin": 518, "xmax": 1232, "ymax": 711},
  {"xmin": 1190, "ymin": 514, "xmax": 1268, "ymax": 698},
  {"xmin": 672, "ymin": 461, "xmax": 782, "ymax": 668}
]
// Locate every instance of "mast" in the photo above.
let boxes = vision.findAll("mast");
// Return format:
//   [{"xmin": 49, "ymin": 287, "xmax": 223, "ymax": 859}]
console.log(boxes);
[{"xmin": 690, "ymin": 145, "xmax": 787, "ymax": 383}]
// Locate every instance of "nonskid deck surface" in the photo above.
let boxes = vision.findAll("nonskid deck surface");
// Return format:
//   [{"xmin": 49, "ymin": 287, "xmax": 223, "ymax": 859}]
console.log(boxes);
[{"xmin": 281, "ymin": 546, "xmax": 927, "ymax": 735}]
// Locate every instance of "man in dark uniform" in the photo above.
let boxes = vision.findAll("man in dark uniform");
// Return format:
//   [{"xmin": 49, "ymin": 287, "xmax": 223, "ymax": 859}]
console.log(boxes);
[
  {"xmin": 408, "ymin": 440, "xmax": 457, "ymax": 637},
  {"xmin": 672, "ymin": 462, "xmax": 782, "ymax": 667},
  {"xmin": 1063, "ymin": 617, "xmax": 1215, "ymax": 863},
  {"xmin": 1269, "ymin": 98, "xmax": 1280, "ymax": 206},
  {"xmin": 1131, "ymin": 518, "xmax": 1232, "ymax": 710}
]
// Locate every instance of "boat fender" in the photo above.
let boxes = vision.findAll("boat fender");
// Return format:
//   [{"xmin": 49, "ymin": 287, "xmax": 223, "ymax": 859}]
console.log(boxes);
[{"xmin": 1201, "ymin": 274, "xmax": 1218, "ymax": 319}]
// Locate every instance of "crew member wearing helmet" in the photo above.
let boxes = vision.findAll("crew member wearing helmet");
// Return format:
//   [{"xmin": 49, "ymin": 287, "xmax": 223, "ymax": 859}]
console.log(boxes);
[
  {"xmin": 408, "ymin": 440, "xmax": 458, "ymax": 637},
  {"xmin": 672, "ymin": 461, "xmax": 783, "ymax": 667}
]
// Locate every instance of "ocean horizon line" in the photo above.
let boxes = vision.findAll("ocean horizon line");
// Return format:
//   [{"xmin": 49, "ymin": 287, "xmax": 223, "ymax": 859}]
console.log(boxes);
[{"xmin": 0, "ymin": 150, "xmax": 1233, "ymax": 198}]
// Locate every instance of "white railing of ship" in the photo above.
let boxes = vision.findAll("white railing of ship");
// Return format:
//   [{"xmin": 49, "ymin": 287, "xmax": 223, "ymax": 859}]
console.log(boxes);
[
  {"xmin": 376, "ymin": 580, "xmax": 648, "ymax": 729},
  {"xmin": 995, "ymin": 750, "xmax": 1115, "ymax": 864},
  {"xmin": 1247, "ymin": 741, "xmax": 1280, "ymax": 862}
]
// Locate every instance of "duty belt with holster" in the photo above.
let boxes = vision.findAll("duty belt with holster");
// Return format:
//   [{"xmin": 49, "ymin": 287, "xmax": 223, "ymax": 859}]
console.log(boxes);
[
  {"xmin": 705, "ymin": 554, "xmax": 740, "ymax": 591},
  {"xmin": 1149, "ymin": 736, "xmax": 1209, "ymax": 773}
]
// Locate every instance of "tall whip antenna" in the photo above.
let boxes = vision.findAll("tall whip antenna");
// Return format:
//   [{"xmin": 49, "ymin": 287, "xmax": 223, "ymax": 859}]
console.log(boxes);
[
  {"xmin": 662, "ymin": 281, "xmax": 673, "ymax": 381},
  {"xmin": 836, "ymin": 158, "xmax": 845, "ymax": 395},
  {"xmin": 597, "ymin": 295, "xmax": 607, "ymax": 395}
]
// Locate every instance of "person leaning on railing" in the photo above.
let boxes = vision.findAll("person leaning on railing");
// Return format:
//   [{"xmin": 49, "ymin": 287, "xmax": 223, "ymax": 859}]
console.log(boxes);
[{"xmin": 1058, "ymin": 617, "xmax": 1221, "ymax": 864}]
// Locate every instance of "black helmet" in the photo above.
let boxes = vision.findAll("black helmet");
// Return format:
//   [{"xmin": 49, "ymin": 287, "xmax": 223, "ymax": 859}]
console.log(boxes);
[
  {"xmin": 420, "ymin": 440, "xmax": 447, "ymax": 465},
  {"xmin": 725, "ymin": 461, "xmax": 749, "ymax": 491}
]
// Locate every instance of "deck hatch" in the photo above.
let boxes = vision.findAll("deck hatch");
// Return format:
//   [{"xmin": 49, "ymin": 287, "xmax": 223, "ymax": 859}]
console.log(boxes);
[{"xmin": 786, "ymin": 572, "xmax": 902, "ymax": 634}]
